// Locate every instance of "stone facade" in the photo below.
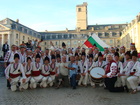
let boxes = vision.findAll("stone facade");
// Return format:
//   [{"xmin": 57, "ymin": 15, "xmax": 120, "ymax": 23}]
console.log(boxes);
[{"xmin": 120, "ymin": 13, "xmax": 140, "ymax": 52}]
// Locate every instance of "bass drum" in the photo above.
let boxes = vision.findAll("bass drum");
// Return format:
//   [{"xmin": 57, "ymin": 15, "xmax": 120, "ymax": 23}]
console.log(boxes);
[{"xmin": 90, "ymin": 67, "xmax": 105, "ymax": 84}]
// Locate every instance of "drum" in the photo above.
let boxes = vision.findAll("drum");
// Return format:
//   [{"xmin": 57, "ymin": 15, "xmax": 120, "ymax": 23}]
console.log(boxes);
[{"xmin": 90, "ymin": 67, "xmax": 105, "ymax": 84}]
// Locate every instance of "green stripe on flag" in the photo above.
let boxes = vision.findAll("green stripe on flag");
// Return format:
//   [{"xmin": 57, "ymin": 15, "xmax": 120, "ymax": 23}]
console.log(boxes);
[{"xmin": 88, "ymin": 36, "xmax": 104, "ymax": 51}]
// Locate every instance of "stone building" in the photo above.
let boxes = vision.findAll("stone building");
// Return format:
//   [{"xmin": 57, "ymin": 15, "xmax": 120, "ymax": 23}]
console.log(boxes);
[
  {"xmin": 0, "ymin": 18, "xmax": 40, "ymax": 56},
  {"xmin": 120, "ymin": 13, "xmax": 140, "ymax": 52}
]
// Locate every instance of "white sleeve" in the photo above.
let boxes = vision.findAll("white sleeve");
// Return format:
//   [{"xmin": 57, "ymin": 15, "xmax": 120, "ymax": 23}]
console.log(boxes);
[
  {"xmin": 20, "ymin": 64, "xmax": 26, "ymax": 79},
  {"xmin": 5, "ymin": 64, "xmax": 11, "ymax": 79},
  {"xmin": 119, "ymin": 62, "xmax": 123, "ymax": 74},
  {"xmin": 79, "ymin": 61, "xmax": 83, "ymax": 73},
  {"xmin": 107, "ymin": 62, "xmax": 117, "ymax": 78},
  {"xmin": 89, "ymin": 62, "xmax": 95, "ymax": 71},
  {"xmin": 84, "ymin": 61, "xmax": 88, "ymax": 73},
  {"xmin": 134, "ymin": 62, "xmax": 140, "ymax": 77}
]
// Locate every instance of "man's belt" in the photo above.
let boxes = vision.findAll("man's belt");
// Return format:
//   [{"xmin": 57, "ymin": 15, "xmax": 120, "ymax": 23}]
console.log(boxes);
[
  {"xmin": 32, "ymin": 71, "xmax": 41, "ymax": 77},
  {"xmin": 50, "ymin": 72, "xmax": 56, "ymax": 75},
  {"xmin": 41, "ymin": 73, "xmax": 50, "ymax": 77},
  {"xmin": 26, "ymin": 74, "xmax": 31, "ymax": 78},
  {"xmin": 9, "ymin": 73, "xmax": 21, "ymax": 78},
  {"xmin": 130, "ymin": 72, "xmax": 135, "ymax": 76}
]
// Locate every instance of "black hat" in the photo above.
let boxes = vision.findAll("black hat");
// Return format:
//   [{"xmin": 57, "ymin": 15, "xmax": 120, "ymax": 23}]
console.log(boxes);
[
  {"xmin": 56, "ymin": 54, "xmax": 61, "ymax": 58},
  {"xmin": 114, "ymin": 52, "xmax": 119, "ymax": 57},
  {"xmin": 44, "ymin": 56, "xmax": 50, "ymax": 62},
  {"xmin": 36, "ymin": 54, "xmax": 41, "ymax": 59},
  {"xmin": 51, "ymin": 55, "xmax": 56, "ymax": 59},
  {"xmin": 14, "ymin": 53, "xmax": 20, "ymax": 59},
  {"xmin": 89, "ymin": 54, "xmax": 93, "ymax": 58},
  {"xmin": 132, "ymin": 51, "xmax": 138, "ymax": 57},
  {"xmin": 125, "ymin": 51, "xmax": 131, "ymax": 57},
  {"xmin": 75, "ymin": 53, "xmax": 79, "ymax": 56},
  {"xmin": 26, "ymin": 57, "xmax": 32, "ymax": 62},
  {"xmin": 62, "ymin": 42, "xmax": 66, "ymax": 47},
  {"xmin": 98, "ymin": 52, "xmax": 103, "ymax": 57},
  {"xmin": 81, "ymin": 52, "xmax": 86, "ymax": 56}
]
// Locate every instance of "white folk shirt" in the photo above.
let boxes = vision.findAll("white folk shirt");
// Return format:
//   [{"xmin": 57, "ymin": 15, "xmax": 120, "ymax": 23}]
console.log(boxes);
[
  {"xmin": 75, "ymin": 60, "xmax": 83, "ymax": 73},
  {"xmin": 5, "ymin": 63, "xmax": 26, "ymax": 79},
  {"xmin": 130, "ymin": 61, "xmax": 140, "ymax": 77},
  {"xmin": 81, "ymin": 60, "xmax": 88, "ymax": 73},
  {"xmin": 41, "ymin": 64, "xmax": 51, "ymax": 75},
  {"xmin": 116, "ymin": 61, "xmax": 123, "ymax": 74},
  {"xmin": 120, "ymin": 60, "xmax": 134, "ymax": 76},
  {"xmin": 24, "ymin": 62, "xmax": 33, "ymax": 75},
  {"xmin": 18, "ymin": 52, "xmax": 26, "ymax": 64},
  {"xmin": 4, "ymin": 50, "xmax": 18, "ymax": 63},
  {"xmin": 106, "ymin": 62, "xmax": 118, "ymax": 78},
  {"xmin": 94, "ymin": 60, "xmax": 107, "ymax": 68},
  {"xmin": 32, "ymin": 62, "xmax": 42, "ymax": 71}
]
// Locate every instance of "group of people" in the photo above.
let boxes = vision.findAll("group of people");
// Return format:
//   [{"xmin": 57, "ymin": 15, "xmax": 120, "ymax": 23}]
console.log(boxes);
[
  {"xmin": 2, "ymin": 39, "xmax": 41, "ymax": 58},
  {"xmin": 4, "ymin": 42, "xmax": 140, "ymax": 94}
]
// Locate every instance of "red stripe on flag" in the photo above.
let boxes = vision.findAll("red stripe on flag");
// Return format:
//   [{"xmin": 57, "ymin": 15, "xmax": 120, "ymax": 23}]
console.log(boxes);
[{"xmin": 84, "ymin": 40, "xmax": 93, "ymax": 48}]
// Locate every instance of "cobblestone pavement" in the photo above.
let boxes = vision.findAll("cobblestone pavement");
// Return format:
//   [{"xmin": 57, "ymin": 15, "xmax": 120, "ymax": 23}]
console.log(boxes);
[{"xmin": 0, "ymin": 77, "xmax": 140, "ymax": 105}]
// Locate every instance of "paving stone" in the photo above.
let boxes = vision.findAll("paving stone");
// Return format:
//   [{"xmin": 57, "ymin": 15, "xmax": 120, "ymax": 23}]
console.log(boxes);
[{"xmin": 0, "ymin": 77, "xmax": 140, "ymax": 105}]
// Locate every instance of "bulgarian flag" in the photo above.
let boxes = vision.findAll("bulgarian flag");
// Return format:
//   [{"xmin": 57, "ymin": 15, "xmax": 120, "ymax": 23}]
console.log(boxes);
[{"xmin": 84, "ymin": 34, "xmax": 110, "ymax": 51}]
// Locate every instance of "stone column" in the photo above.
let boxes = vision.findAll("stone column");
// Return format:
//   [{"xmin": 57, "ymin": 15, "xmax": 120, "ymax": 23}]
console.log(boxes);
[
  {"xmin": 2, "ymin": 34, "xmax": 4, "ymax": 46},
  {"xmin": 8, "ymin": 34, "xmax": 11, "ymax": 46}
]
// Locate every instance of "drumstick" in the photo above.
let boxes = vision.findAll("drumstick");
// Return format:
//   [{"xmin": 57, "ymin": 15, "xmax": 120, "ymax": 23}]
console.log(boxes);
[{"xmin": 97, "ymin": 73, "xmax": 103, "ymax": 76}]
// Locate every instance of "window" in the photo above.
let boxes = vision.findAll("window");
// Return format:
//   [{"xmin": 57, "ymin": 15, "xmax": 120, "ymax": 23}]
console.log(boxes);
[
  {"xmin": 11, "ymin": 24, "xmax": 16, "ymax": 29},
  {"xmin": 56, "ymin": 42, "xmax": 57, "ymax": 45},
  {"xmin": 78, "ymin": 8, "xmax": 81, "ymax": 12},
  {"xmin": 24, "ymin": 29, "xmax": 27, "ymax": 33},
  {"xmin": 44, "ymin": 42, "xmax": 46, "ymax": 45},
  {"xmin": 16, "ymin": 41, "xmax": 18, "ymax": 45},
  {"xmin": 16, "ymin": 34, "xmax": 18, "ymax": 39},
  {"xmin": 114, "ymin": 25, "xmax": 119, "ymax": 28},
  {"xmin": 74, "ymin": 41, "xmax": 77, "ymax": 44},
  {"xmin": 108, "ymin": 26, "xmax": 111, "ymax": 28},
  {"xmin": 98, "ymin": 33, "xmax": 102, "ymax": 37},
  {"xmin": 67, "ymin": 41, "xmax": 70, "ymax": 45},
  {"xmin": 23, "ymin": 36, "xmax": 25, "ymax": 40},
  {"xmin": 20, "ymin": 27, "xmax": 22, "ymax": 31},
  {"xmin": 110, "ymin": 40, "xmax": 113, "ymax": 43},
  {"xmin": 105, "ymin": 33, "xmax": 109, "ymax": 37}
]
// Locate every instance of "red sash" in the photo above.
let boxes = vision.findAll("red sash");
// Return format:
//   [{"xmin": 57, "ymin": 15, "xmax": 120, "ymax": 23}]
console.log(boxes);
[
  {"xmin": 26, "ymin": 74, "xmax": 31, "ymax": 78},
  {"xmin": 41, "ymin": 73, "xmax": 50, "ymax": 77},
  {"xmin": 130, "ymin": 72, "xmax": 135, "ymax": 76},
  {"xmin": 50, "ymin": 72, "xmax": 56, "ymax": 75},
  {"xmin": 9, "ymin": 73, "xmax": 20, "ymax": 78},
  {"xmin": 32, "ymin": 71, "xmax": 41, "ymax": 76}
]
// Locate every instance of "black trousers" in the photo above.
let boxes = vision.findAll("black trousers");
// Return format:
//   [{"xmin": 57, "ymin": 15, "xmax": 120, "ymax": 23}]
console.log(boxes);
[
  {"xmin": 104, "ymin": 77, "xmax": 124, "ymax": 92},
  {"xmin": 6, "ymin": 62, "xmax": 11, "ymax": 88}
]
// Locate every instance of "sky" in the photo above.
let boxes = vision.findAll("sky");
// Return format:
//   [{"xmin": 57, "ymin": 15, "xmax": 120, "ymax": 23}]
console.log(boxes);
[{"xmin": 0, "ymin": 0, "xmax": 140, "ymax": 32}]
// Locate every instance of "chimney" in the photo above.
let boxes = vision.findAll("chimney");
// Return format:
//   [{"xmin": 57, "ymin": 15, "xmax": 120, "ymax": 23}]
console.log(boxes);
[
  {"xmin": 76, "ymin": 27, "xmax": 80, "ymax": 32},
  {"xmin": 16, "ymin": 19, "xmax": 19, "ymax": 23},
  {"xmin": 91, "ymin": 27, "xmax": 94, "ymax": 31},
  {"xmin": 105, "ymin": 26, "xmax": 108, "ymax": 30},
  {"xmin": 66, "ymin": 28, "xmax": 68, "ymax": 32}
]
